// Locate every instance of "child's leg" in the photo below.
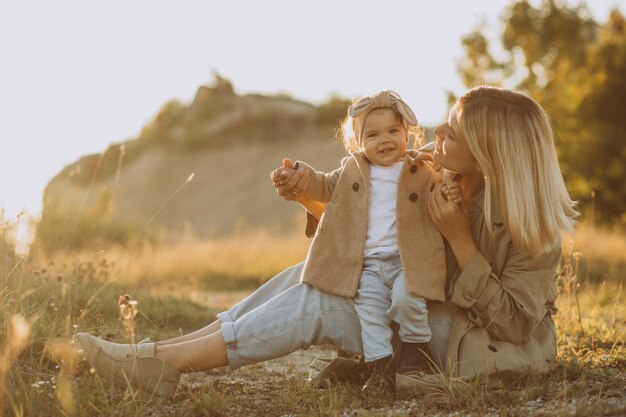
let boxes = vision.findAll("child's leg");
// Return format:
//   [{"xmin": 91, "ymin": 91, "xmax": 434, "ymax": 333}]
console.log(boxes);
[
  {"xmin": 388, "ymin": 272, "xmax": 431, "ymax": 343},
  {"xmin": 389, "ymin": 271, "xmax": 435, "ymax": 373},
  {"xmin": 354, "ymin": 254, "xmax": 395, "ymax": 363}
]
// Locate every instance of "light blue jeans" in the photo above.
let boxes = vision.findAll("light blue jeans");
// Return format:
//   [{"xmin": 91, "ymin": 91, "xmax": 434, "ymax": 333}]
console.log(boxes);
[
  {"xmin": 217, "ymin": 262, "xmax": 452, "ymax": 370},
  {"xmin": 356, "ymin": 251, "xmax": 431, "ymax": 362}
]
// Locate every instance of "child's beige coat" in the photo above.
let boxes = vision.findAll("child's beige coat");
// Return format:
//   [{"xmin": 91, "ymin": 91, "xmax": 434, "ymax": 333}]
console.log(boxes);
[{"xmin": 296, "ymin": 150, "xmax": 446, "ymax": 301}]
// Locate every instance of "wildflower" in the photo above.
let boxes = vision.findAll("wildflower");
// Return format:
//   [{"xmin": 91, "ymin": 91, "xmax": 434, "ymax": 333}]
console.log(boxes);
[{"xmin": 118, "ymin": 294, "xmax": 139, "ymax": 344}]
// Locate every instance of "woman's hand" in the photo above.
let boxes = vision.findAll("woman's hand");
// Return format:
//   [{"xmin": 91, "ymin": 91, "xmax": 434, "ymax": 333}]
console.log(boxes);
[
  {"xmin": 270, "ymin": 158, "xmax": 311, "ymax": 201},
  {"xmin": 428, "ymin": 183, "xmax": 477, "ymax": 270}
]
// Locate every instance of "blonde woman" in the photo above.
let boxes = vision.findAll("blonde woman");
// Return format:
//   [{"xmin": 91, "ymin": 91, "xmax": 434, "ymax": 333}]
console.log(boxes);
[{"xmin": 72, "ymin": 86, "xmax": 577, "ymax": 399}]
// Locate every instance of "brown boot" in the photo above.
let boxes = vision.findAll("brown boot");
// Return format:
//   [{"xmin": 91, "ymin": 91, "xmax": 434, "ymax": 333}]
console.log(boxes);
[
  {"xmin": 396, "ymin": 342, "xmax": 433, "ymax": 374},
  {"xmin": 361, "ymin": 355, "xmax": 395, "ymax": 395}
]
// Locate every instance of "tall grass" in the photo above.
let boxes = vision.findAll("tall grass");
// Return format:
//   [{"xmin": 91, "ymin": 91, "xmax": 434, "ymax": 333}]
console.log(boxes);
[
  {"xmin": 563, "ymin": 222, "xmax": 626, "ymax": 284},
  {"xmin": 0, "ymin": 216, "xmax": 624, "ymax": 416}
]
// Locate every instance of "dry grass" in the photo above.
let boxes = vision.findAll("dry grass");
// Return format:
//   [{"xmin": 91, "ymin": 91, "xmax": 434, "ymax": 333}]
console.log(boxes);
[
  {"xmin": 127, "ymin": 228, "xmax": 311, "ymax": 293},
  {"xmin": 0, "ymin": 219, "xmax": 625, "ymax": 416},
  {"xmin": 563, "ymin": 222, "xmax": 626, "ymax": 284}
]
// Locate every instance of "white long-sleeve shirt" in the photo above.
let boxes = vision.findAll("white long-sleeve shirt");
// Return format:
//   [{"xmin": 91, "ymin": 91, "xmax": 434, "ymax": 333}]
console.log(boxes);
[{"xmin": 364, "ymin": 161, "xmax": 403, "ymax": 256}]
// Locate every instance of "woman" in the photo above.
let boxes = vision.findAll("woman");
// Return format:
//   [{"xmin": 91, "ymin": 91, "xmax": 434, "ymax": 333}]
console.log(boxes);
[{"xmin": 72, "ymin": 86, "xmax": 578, "ymax": 400}]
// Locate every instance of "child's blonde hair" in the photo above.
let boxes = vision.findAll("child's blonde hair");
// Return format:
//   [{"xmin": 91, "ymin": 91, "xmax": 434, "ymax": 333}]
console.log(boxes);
[
  {"xmin": 458, "ymin": 85, "xmax": 578, "ymax": 255},
  {"xmin": 336, "ymin": 91, "xmax": 422, "ymax": 153}
]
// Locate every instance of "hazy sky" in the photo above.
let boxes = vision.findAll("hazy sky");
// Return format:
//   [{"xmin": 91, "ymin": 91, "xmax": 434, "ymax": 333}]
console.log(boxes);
[{"xmin": 0, "ymin": 0, "xmax": 622, "ymax": 220}]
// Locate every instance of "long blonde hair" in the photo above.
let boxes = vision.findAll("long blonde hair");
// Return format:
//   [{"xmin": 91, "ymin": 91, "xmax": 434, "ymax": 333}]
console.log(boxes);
[{"xmin": 458, "ymin": 86, "xmax": 578, "ymax": 255}]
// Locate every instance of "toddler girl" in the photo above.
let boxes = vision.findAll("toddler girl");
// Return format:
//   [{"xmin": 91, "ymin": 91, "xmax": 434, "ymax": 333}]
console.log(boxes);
[{"xmin": 272, "ymin": 91, "xmax": 446, "ymax": 393}]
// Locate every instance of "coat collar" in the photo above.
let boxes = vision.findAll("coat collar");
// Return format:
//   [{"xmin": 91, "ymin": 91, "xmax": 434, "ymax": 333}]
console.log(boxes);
[
  {"xmin": 472, "ymin": 187, "xmax": 504, "ymax": 226},
  {"xmin": 350, "ymin": 151, "xmax": 371, "ymax": 179}
]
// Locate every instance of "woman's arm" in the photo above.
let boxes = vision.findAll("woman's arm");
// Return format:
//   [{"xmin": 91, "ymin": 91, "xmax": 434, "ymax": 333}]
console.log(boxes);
[
  {"xmin": 448, "ymin": 245, "xmax": 560, "ymax": 344},
  {"xmin": 428, "ymin": 183, "xmax": 478, "ymax": 269},
  {"xmin": 428, "ymin": 183, "xmax": 559, "ymax": 344},
  {"xmin": 270, "ymin": 162, "xmax": 325, "ymax": 235}
]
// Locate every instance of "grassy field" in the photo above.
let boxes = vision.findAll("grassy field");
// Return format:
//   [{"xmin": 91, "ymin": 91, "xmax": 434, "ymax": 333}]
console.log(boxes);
[{"xmin": 1, "ymin": 222, "xmax": 625, "ymax": 417}]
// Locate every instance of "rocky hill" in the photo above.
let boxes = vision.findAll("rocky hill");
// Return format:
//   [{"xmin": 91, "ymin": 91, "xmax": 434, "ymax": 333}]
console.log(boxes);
[{"xmin": 37, "ymin": 77, "xmax": 349, "ymax": 251}]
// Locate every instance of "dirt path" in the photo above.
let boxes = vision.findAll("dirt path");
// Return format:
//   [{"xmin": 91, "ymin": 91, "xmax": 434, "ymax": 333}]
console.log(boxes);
[{"xmin": 147, "ymin": 347, "xmax": 626, "ymax": 417}]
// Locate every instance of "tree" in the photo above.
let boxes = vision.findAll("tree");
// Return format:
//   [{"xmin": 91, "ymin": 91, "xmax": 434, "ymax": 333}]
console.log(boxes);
[{"xmin": 458, "ymin": 0, "xmax": 626, "ymax": 225}]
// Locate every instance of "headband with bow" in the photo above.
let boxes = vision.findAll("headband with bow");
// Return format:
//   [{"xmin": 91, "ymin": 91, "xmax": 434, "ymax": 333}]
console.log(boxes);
[
  {"xmin": 348, "ymin": 90, "xmax": 418, "ymax": 126},
  {"xmin": 347, "ymin": 91, "xmax": 417, "ymax": 146}
]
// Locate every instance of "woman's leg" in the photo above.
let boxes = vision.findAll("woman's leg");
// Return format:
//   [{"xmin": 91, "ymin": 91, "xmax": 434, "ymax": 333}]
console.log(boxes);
[
  {"xmin": 425, "ymin": 302, "xmax": 453, "ymax": 370},
  {"xmin": 155, "ymin": 263, "xmax": 306, "ymax": 345},
  {"xmin": 158, "ymin": 282, "xmax": 363, "ymax": 372},
  {"xmin": 155, "ymin": 287, "xmax": 454, "ymax": 374},
  {"xmin": 155, "ymin": 332, "xmax": 228, "ymax": 372},
  {"xmin": 152, "ymin": 321, "xmax": 221, "ymax": 346}
]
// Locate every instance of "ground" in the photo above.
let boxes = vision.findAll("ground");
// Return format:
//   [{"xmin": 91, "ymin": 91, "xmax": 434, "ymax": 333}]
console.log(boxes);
[{"xmin": 96, "ymin": 345, "xmax": 626, "ymax": 417}]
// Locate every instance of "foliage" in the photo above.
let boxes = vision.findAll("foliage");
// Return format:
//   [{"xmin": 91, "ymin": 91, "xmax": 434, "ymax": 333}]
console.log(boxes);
[
  {"xmin": 36, "ymin": 187, "xmax": 148, "ymax": 253},
  {"xmin": 0, "ymin": 247, "xmax": 214, "ymax": 417},
  {"xmin": 0, "ymin": 215, "xmax": 18, "ymax": 279},
  {"xmin": 458, "ymin": 0, "xmax": 626, "ymax": 225},
  {"xmin": 315, "ymin": 94, "xmax": 352, "ymax": 126}
]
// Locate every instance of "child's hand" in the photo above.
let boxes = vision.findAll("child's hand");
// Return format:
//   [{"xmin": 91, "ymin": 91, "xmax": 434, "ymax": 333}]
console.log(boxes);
[
  {"xmin": 270, "ymin": 158, "xmax": 311, "ymax": 201},
  {"xmin": 445, "ymin": 181, "xmax": 463, "ymax": 204},
  {"xmin": 271, "ymin": 164, "xmax": 296, "ymax": 186},
  {"xmin": 441, "ymin": 180, "xmax": 463, "ymax": 204},
  {"xmin": 441, "ymin": 170, "xmax": 463, "ymax": 204}
]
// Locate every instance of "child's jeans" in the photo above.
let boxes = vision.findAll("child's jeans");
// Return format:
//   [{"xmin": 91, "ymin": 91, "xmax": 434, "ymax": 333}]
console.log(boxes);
[{"xmin": 355, "ymin": 250, "xmax": 431, "ymax": 362}]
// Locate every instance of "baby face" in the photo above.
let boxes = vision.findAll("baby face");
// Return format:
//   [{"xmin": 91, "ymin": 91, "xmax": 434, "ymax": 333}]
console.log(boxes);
[{"xmin": 360, "ymin": 108, "xmax": 407, "ymax": 166}]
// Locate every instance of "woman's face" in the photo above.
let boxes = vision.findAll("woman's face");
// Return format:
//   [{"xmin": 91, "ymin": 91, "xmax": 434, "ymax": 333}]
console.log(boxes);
[{"xmin": 433, "ymin": 103, "xmax": 479, "ymax": 176}]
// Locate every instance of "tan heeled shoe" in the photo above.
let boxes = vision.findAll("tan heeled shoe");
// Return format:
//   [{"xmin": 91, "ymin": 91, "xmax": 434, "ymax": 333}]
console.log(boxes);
[{"xmin": 72, "ymin": 333, "xmax": 180, "ymax": 400}]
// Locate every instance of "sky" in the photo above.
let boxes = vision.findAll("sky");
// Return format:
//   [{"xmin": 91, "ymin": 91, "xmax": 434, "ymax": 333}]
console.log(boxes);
[{"xmin": 0, "ymin": 0, "xmax": 623, "ymax": 221}]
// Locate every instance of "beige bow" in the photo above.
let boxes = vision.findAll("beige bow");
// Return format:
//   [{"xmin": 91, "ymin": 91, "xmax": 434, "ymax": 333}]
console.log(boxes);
[{"xmin": 348, "ymin": 90, "xmax": 417, "ymax": 126}]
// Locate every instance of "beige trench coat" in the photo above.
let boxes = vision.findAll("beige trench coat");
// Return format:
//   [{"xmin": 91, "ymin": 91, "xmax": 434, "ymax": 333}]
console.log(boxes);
[
  {"xmin": 441, "ymin": 188, "xmax": 560, "ymax": 378},
  {"xmin": 296, "ymin": 150, "xmax": 446, "ymax": 301}
]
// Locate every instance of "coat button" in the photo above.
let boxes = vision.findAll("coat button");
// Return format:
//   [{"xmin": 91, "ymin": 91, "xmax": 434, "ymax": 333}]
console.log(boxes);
[
  {"xmin": 352, "ymin": 183, "xmax": 359, "ymax": 192},
  {"xmin": 410, "ymin": 165, "xmax": 417, "ymax": 173},
  {"xmin": 409, "ymin": 192, "xmax": 418, "ymax": 202},
  {"xmin": 487, "ymin": 344, "xmax": 498, "ymax": 353}
]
